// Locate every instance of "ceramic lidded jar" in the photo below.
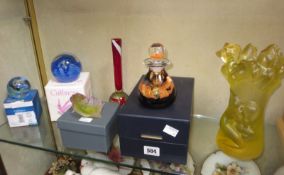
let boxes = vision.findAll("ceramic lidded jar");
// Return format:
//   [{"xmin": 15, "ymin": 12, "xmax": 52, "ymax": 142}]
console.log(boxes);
[{"xmin": 138, "ymin": 43, "xmax": 176, "ymax": 108}]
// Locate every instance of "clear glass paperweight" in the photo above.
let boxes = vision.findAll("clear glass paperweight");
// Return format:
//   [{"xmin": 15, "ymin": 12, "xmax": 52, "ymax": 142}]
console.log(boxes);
[
  {"xmin": 138, "ymin": 43, "xmax": 176, "ymax": 108},
  {"xmin": 7, "ymin": 76, "xmax": 31, "ymax": 99},
  {"xmin": 51, "ymin": 54, "xmax": 82, "ymax": 83}
]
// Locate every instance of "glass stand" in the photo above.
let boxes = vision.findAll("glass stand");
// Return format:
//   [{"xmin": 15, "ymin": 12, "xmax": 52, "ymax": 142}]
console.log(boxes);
[{"xmin": 0, "ymin": 102, "xmax": 283, "ymax": 174}]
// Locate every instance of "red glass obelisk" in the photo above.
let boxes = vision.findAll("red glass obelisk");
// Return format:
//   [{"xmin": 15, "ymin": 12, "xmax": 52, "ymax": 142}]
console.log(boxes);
[{"xmin": 109, "ymin": 38, "xmax": 128, "ymax": 105}]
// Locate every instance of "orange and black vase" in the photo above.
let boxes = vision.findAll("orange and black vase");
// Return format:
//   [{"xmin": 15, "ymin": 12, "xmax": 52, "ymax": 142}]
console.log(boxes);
[{"xmin": 138, "ymin": 43, "xmax": 176, "ymax": 108}]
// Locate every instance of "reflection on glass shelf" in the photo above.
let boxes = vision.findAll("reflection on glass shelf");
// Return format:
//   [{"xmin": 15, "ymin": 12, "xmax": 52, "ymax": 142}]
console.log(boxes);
[
  {"xmin": 0, "ymin": 104, "xmax": 283, "ymax": 174},
  {"xmin": 0, "ymin": 104, "xmax": 55, "ymax": 149},
  {"xmin": 190, "ymin": 115, "xmax": 284, "ymax": 175}
]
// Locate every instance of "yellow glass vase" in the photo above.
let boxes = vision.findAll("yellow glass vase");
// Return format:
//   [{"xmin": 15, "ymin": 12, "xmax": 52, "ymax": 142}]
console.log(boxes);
[{"xmin": 216, "ymin": 43, "xmax": 284, "ymax": 160}]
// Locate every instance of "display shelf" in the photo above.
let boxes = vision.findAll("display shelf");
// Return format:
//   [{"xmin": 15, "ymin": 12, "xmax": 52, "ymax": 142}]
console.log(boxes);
[{"xmin": 0, "ymin": 103, "xmax": 283, "ymax": 175}]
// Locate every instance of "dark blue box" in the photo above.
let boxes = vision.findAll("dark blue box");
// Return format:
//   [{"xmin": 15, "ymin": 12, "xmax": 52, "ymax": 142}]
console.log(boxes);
[{"xmin": 118, "ymin": 76, "xmax": 194, "ymax": 164}]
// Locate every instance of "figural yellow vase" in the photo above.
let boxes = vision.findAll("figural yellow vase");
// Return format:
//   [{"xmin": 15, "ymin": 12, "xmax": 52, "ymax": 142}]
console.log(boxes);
[{"xmin": 216, "ymin": 43, "xmax": 284, "ymax": 160}]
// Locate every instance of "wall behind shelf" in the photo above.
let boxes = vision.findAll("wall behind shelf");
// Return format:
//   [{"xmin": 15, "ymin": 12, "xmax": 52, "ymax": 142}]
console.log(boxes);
[
  {"xmin": 0, "ymin": 0, "xmax": 44, "ymax": 124},
  {"xmin": 34, "ymin": 0, "xmax": 284, "ymax": 123},
  {"xmin": 0, "ymin": 1, "xmax": 55, "ymax": 174}
]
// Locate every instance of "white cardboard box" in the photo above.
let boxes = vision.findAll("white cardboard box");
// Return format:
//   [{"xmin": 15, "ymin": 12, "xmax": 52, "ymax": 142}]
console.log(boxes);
[{"xmin": 45, "ymin": 72, "xmax": 92, "ymax": 121}]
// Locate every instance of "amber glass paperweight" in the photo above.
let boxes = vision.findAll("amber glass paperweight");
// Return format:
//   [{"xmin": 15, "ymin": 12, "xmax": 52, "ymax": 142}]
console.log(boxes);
[
  {"xmin": 216, "ymin": 43, "xmax": 284, "ymax": 160},
  {"xmin": 138, "ymin": 43, "xmax": 176, "ymax": 108}
]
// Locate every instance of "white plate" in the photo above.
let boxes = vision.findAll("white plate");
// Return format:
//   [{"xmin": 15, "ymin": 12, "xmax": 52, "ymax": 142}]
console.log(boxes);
[{"xmin": 201, "ymin": 151, "xmax": 260, "ymax": 175}]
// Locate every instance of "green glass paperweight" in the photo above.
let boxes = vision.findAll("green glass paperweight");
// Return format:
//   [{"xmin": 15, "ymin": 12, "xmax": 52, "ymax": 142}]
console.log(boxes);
[
  {"xmin": 216, "ymin": 43, "xmax": 284, "ymax": 160},
  {"xmin": 70, "ymin": 93, "xmax": 104, "ymax": 118}
]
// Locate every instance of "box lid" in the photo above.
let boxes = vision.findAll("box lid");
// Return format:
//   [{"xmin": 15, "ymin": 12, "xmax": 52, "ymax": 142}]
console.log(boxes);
[
  {"xmin": 3, "ymin": 90, "xmax": 38, "ymax": 108},
  {"xmin": 118, "ymin": 76, "xmax": 194, "ymax": 121},
  {"xmin": 57, "ymin": 102, "xmax": 119, "ymax": 136},
  {"xmin": 118, "ymin": 76, "xmax": 194, "ymax": 144},
  {"xmin": 45, "ymin": 72, "xmax": 90, "ymax": 89}
]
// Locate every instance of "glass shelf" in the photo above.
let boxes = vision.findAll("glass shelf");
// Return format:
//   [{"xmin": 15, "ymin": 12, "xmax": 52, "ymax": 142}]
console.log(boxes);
[{"xmin": 0, "ymin": 102, "xmax": 283, "ymax": 175}]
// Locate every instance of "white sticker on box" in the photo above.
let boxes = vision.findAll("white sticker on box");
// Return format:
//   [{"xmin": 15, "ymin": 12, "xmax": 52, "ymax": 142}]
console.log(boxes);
[
  {"xmin": 163, "ymin": 124, "xmax": 179, "ymax": 137},
  {"xmin": 7, "ymin": 111, "xmax": 37, "ymax": 127},
  {"xmin": 12, "ymin": 114, "xmax": 27, "ymax": 125},
  {"xmin": 23, "ymin": 111, "xmax": 36, "ymax": 124},
  {"xmin": 3, "ymin": 100, "xmax": 33, "ymax": 109},
  {"xmin": 16, "ymin": 111, "xmax": 37, "ymax": 124},
  {"xmin": 144, "ymin": 146, "xmax": 160, "ymax": 157},
  {"xmin": 79, "ymin": 117, "xmax": 93, "ymax": 123}
]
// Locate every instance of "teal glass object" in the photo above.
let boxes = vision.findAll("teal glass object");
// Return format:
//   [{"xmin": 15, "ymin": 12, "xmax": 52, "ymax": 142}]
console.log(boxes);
[
  {"xmin": 51, "ymin": 54, "xmax": 82, "ymax": 83},
  {"xmin": 7, "ymin": 77, "xmax": 31, "ymax": 99}
]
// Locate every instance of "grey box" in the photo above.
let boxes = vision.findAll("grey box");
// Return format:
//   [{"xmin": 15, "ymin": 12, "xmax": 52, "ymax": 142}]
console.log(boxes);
[{"xmin": 57, "ymin": 102, "xmax": 119, "ymax": 153}]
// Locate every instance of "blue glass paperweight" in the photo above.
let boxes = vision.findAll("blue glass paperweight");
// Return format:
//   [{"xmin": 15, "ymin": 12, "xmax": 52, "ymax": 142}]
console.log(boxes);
[
  {"xmin": 51, "ymin": 54, "xmax": 82, "ymax": 83},
  {"xmin": 7, "ymin": 77, "xmax": 31, "ymax": 99}
]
